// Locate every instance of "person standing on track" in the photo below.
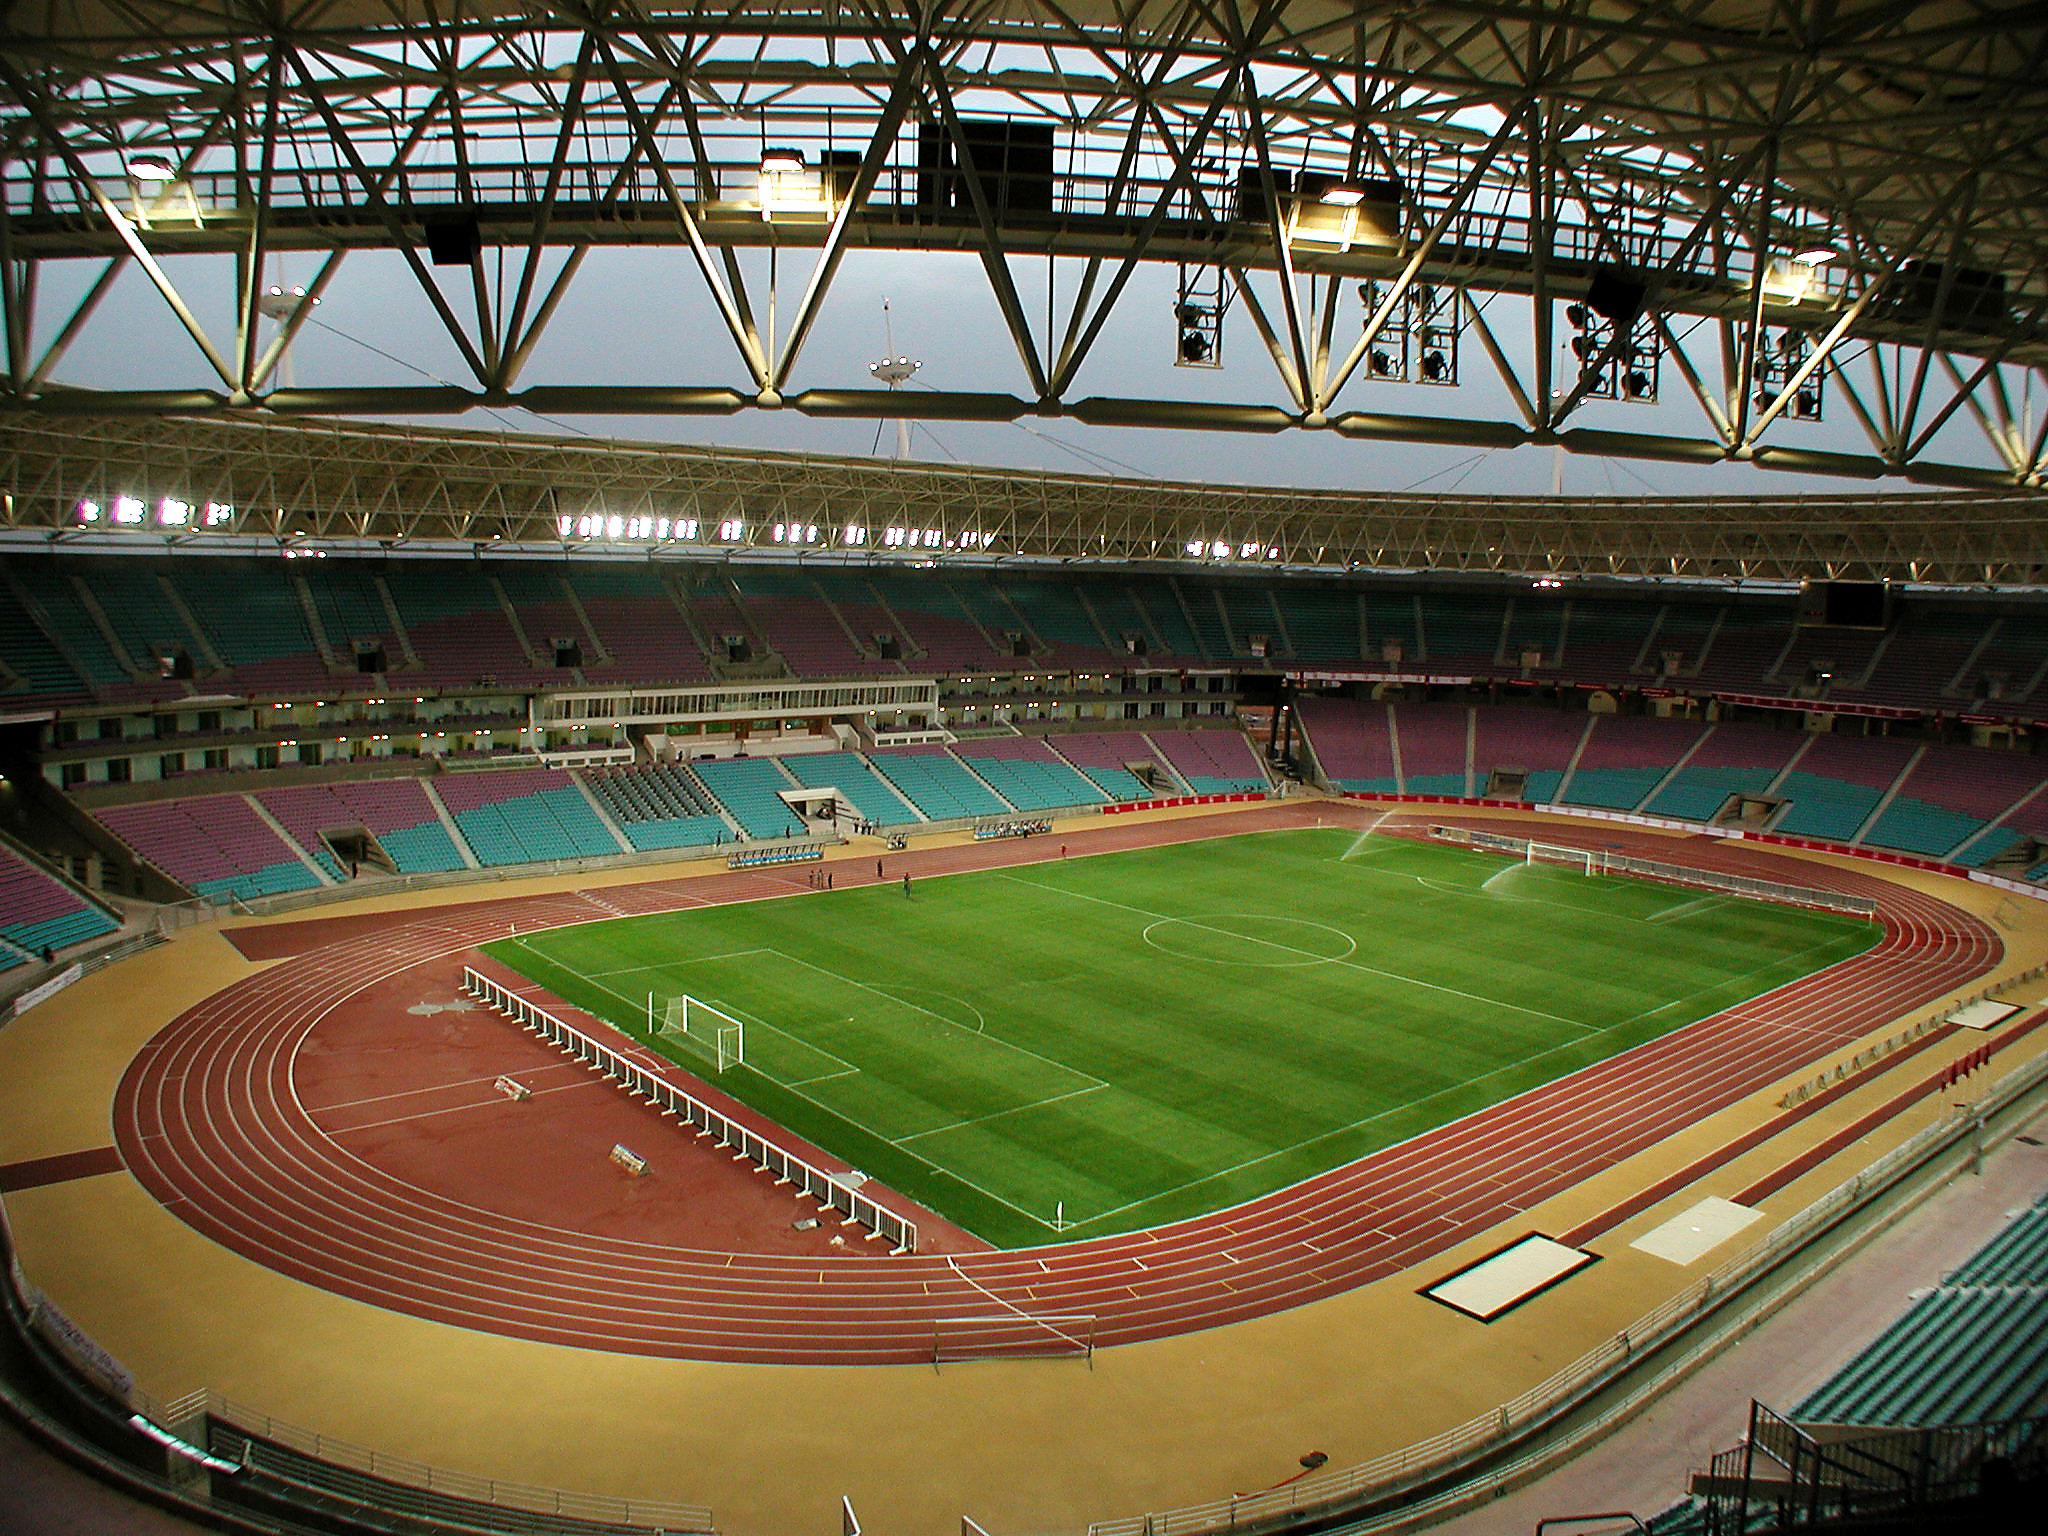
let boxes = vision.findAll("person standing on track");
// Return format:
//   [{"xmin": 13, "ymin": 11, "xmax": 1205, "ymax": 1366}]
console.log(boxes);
[{"xmin": 902, "ymin": 872, "xmax": 911, "ymax": 898}]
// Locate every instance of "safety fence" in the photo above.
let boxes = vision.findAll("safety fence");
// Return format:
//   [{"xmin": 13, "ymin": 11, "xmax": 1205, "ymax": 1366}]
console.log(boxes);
[
  {"xmin": 3, "ymin": 929, "xmax": 164, "ymax": 1019},
  {"xmin": 201, "ymin": 1397, "xmax": 717, "ymax": 1533},
  {"xmin": 933, "ymin": 1313, "xmax": 1097, "ymax": 1364},
  {"xmin": 973, "ymin": 817, "xmax": 1054, "ymax": 841},
  {"xmin": 1432, "ymin": 825, "xmax": 1879, "ymax": 917},
  {"xmin": 146, "ymin": 836, "xmax": 840, "ymax": 928},
  {"xmin": 1084, "ymin": 1046, "xmax": 2048, "ymax": 1536},
  {"xmin": 462, "ymin": 966, "xmax": 916, "ymax": 1253},
  {"xmin": 1, "ymin": 1201, "xmax": 714, "ymax": 1535},
  {"xmin": 726, "ymin": 843, "xmax": 825, "ymax": 869},
  {"xmin": 1778, "ymin": 959, "xmax": 2048, "ymax": 1109}
]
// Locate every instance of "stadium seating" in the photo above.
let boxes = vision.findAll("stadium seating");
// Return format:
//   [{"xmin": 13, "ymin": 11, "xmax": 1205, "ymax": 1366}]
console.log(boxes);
[
  {"xmin": 0, "ymin": 578, "xmax": 92, "ymax": 702},
  {"xmin": 1949, "ymin": 1198, "xmax": 2048, "ymax": 1288},
  {"xmin": 567, "ymin": 566, "xmax": 716, "ymax": 686},
  {"xmin": 1862, "ymin": 746, "xmax": 2048, "ymax": 861},
  {"xmin": 1391, "ymin": 701, "xmax": 1470, "ymax": 794},
  {"xmin": 1545, "ymin": 597, "xmax": 1656, "ymax": 681},
  {"xmin": 779, "ymin": 752, "xmax": 922, "ymax": 826},
  {"xmin": 1795, "ymin": 1196, "xmax": 2048, "ymax": 1428},
  {"xmin": 1146, "ymin": 728, "xmax": 1268, "ymax": 793},
  {"xmin": 999, "ymin": 580, "xmax": 1125, "ymax": 664},
  {"xmin": 0, "ymin": 844, "xmax": 120, "ymax": 956},
  {"xmin": 6, "ymin": 555, "xmax": 2047, "ymax": 718},
  {"xmin": 1469, "ymin": 707, "xmax": 1587, "ymax": 803},
  {"xmin": 1045, "ymin": 731, "xmax": 1177, "ymax": 799},
  {"xmin": 1364, "ymin": 591, "xmax": 1420, "ymax": 661},
  {"xmin": 580, "ymin": 762, "xmax": 735, "ymax": 852},
  {"xmin": 168, "ymin": 561, "xmax": 335, "ymax": 695},
  {"xmin": 256, "ymin": 778, "xmax": 469, "ymax": 876},
  {"xmin": 691, "ymin": 757, "xmax": 809, "ymax": 839},
  {"xmin": 1272, "ymin": 586, "xmax": 1363, "ymax": 665},
  {"xmin": 1295, "ymin": 696, "xmax": 1398, "ymax": 793},
  {"xmin": 1771, "ymin": 732, "xmax": 1920, "ymax": 843},
  {"xmin": 732, "ymin": 569, "xmax": 905, "ymax": 677},
  {"xmin": 1641, "ymin": 722, "xmax": 1806, "ymax": 822},
  {"xmin": 1557, "ymin": 715, "xmax": 1706, "ymax": 810},
  {"xmin": 867, "ymin": 747, "xmax": 1011, "ymax": 819},
  {"xmin": 97, "ymin": 794, "xmax": 325, "ymax": 901},
  {"xmin": 431, "ymin": 768, "xmax": 623, "ymax": 865},
  {"xmin": 1419, "ymin": 592, "xmax": 1504, "ymax": 666},
  {"xmin": 951, "ymin": 737, "xmax": 1109, "ymax": 812},
  {"xmin": 1690, "ymin": 605, "xmax": 1799, "ymax": 695}
]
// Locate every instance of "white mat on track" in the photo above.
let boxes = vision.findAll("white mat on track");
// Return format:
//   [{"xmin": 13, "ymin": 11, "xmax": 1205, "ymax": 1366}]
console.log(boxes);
[
  {"xmin": 1948, "ymin": 1000, "xmax": 2021, "ymax": 1032},
  {"xmin": 1629, "ymin": 1196, "xmax": 1763, "ymax": 1266},
  {"xmin": 1424, "ymin": 1235, "xmax": 1594, "ymax": 1320}
]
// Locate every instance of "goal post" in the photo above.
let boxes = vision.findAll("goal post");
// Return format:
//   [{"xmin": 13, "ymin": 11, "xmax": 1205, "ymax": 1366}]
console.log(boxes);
[
  {"xmin": 650, "ymin": 991, "xmax": 747, "ymax": 1072},
  {"xmin": 1525, "ymin": 841, "xmax": 1600, "ymax": 875}
]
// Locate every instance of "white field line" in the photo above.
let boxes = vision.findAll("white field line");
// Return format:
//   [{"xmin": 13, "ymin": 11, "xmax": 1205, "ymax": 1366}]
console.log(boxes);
[
  {"xmin": 585, "ymin": 948, "xmax": 768, "ymax": 979},
  {"xmin": 770, "ymin": 951, "xmax": 1108, "ymax": 1092},
  {"xmin": 896, "ymin": 1083, "xmax": 1110, "ymax": 1145},
  {"xmin": 507, "ymin": 940, "xmax": 1078, "ymax": 1232},
  {"xmin": 996, "ymin": 872, "xmax": 1594, "ymax": 1033}
]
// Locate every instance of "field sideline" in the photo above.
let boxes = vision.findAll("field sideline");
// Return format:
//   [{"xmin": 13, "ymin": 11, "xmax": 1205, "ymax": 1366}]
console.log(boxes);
[{"xmin": 482, "ymin": 827, "xmax": 1878, "ymax": 1247}]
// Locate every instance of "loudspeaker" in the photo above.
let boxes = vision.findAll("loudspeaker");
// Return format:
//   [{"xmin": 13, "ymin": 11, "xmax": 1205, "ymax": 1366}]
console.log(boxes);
[
  {"xmin": 1233, "ymin": 166, "xmax": 1292, "ymax": 223},
  {"xmin": 1584, "ymin": 268, "xmax": 1646, "ymax": 324},
  {"xmin": 820, "ymin": 149, "xmax": 861, "ymax": 203},
  {"xmin": 423, "ymin": 212, "xmax": 481, "ymax": 266}
]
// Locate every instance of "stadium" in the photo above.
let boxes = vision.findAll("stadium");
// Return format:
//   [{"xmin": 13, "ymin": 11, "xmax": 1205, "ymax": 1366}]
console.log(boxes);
[{"xmin": 3, "ymin": 4, "xmax": 2048, "ymax": 1536}]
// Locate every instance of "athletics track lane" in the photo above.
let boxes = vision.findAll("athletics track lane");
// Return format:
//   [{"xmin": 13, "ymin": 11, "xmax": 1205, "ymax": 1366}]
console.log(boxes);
[{"xmin": 112, "ymin": 806, "xmax": 2002, "ymax": 1363}]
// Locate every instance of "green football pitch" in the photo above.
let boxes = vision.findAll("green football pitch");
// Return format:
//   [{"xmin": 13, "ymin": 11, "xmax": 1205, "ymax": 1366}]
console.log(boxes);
[{"xmin": 480, "ymin": 828, "xmax": 1877, "ymax": 1248}]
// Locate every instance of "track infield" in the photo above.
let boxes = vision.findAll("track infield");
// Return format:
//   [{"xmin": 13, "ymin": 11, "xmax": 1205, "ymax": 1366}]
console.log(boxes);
[{"xmin": 480, "ymin": 827, "xmax": 1878, "ymax": 1247}]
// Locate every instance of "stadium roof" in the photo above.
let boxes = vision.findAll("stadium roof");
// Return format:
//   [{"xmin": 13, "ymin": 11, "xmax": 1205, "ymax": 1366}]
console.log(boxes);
[
  {"xmin": 5, "ymin": 408, "xmax": 2046, "ymax": 584},
  {"xmin": 2, "ymin": 2, "xmax": 2045, "ymax": 489}
]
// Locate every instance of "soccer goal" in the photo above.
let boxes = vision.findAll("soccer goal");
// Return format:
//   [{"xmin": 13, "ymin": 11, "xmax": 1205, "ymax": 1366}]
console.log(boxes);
[
  {"xmin": 648, "ymin": 992, "xmax": 747, "ymax": 1072},
  {"xmin": 1525, "ymin": 841, "xmax": 1602, "ymax": 875}
]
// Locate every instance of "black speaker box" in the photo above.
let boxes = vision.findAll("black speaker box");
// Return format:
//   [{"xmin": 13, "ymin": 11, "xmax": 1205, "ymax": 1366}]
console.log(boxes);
[{"xmin": 423, "ymin": 212, "xmax": 481, "ymax": 266}]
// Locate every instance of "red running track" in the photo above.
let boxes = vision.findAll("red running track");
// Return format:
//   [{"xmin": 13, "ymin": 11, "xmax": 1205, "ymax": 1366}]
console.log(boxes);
[{"xmin": 113, "ymin": 806, "xmax": 2001, "ymax": 1364}]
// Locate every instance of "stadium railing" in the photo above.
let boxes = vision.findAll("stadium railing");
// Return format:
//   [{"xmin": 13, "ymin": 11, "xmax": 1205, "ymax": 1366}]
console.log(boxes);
[
  {"xmin": 1432, "ymin": 825, "xmax": 1880, "ymax": 918},
  {"xmin": 0, "ymin": 1194, "xmax": 713, "ymax": 1536},
  {"xmin": 148, "ymin": 834, "xmax": 840, "ymax": 927},
  {"xmin": 463, "ymin": 965, "xmax": 918, "ymax": 1254},
  {"xmin": 4, "ymin": 929, "xmax": 164, "ymax": 1018},
  {"xmin": 1083, "ymin": 1048, "xmax": 2048, "ymax": 1536}
]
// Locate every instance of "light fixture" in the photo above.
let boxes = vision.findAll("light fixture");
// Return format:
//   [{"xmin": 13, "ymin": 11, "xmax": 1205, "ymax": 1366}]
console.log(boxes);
[
  {"xmin": 128, "ymin": 153, "xmax": 177, "ymax": 183},
  {"xmin": 1793, "ymin": 247, "xmax": 1836, "ymax": 267},
  {"xmin": 1318, "ymin": 183, "xmax": 1366, "ymax": 207},
  {"xmin": 760, "ymin": 147, "xmax": 806, "ymax": 175}
]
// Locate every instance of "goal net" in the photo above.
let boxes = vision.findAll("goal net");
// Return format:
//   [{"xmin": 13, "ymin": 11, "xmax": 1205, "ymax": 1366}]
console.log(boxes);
[
  {"xmin": 1525, "ymin": 841, "xmax": 1601, "ymax": 875},
  {"xmin": 649, "ymin": 992, "xmax": 747, "ymax": 1072}
]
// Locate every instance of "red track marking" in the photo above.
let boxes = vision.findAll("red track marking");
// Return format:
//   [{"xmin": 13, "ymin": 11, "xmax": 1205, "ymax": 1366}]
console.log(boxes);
[
  {"xmin": 113, "ymin": 805, "xmax": 2002, "ymax": 1363},
  {"xmin": 0, "ymin": 1146, "xmax": 124, "ymax": 1191}
]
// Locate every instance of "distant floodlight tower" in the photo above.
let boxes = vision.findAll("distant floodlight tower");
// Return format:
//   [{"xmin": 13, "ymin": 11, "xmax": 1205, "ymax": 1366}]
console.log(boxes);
[{"xmin": 868, "ymin": 297, "xmax": 921, "ymax": 459}]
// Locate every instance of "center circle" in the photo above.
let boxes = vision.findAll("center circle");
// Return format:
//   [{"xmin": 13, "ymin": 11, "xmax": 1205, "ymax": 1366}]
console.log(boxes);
[{"xmin": 1140, "ymin": 914, "xmax": 1358, "ymax": 967}]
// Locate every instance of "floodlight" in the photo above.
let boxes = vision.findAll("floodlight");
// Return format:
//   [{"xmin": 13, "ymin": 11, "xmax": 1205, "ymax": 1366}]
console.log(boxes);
[
  {"xmin": 760, "ymin": 147, "xmax": 806, "ymax": 175},
  {"xmin": 128, "ymin": 153, "xmax": 176, "ymax": 183},
  {"xmin": 1179, "ymin": 330, "xmax": 1212, "ymax": 363},
  {"xmin": 1318, "ymin": 182, "xmax": 1366, "ymax": 207},
  {"xmin": 1793, "ymin": 247, "xmax": 1836, "ymax": 267}
]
